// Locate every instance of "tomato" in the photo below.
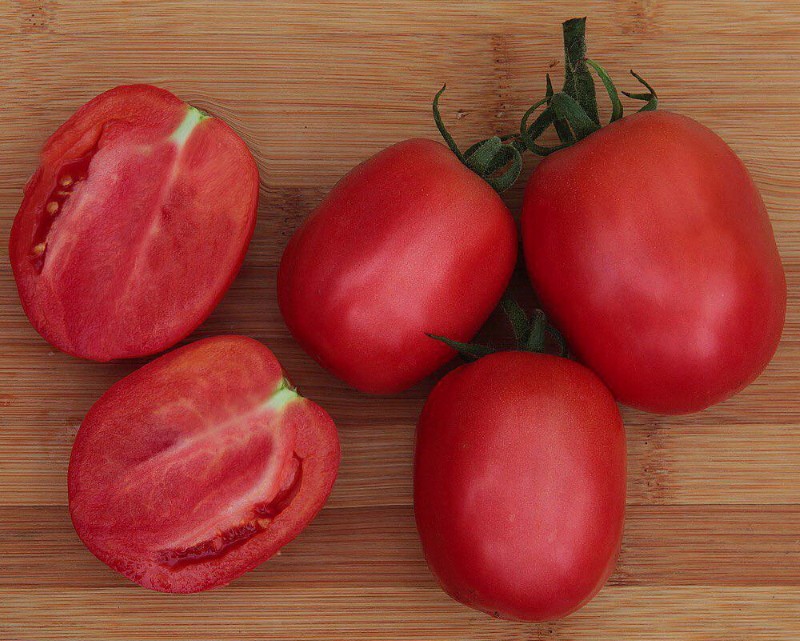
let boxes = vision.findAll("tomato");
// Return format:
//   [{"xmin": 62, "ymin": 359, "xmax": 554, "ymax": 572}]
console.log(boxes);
[
  {"xmin": 414, "ymin": 351, "xmax": 626, "ymax": 621},
  {"xmin": 278, "ymin": 138, "xmax": 517, "ymax": 394},
  {"xmin": 10, "ymin": 85, "xmax": 259, "ymax": 361},
  {"xmin": 68, "ymin": 335, "xmax": 339, "ymax": 593},
  {"xmin": 522, "ymin": 111, "xmax": 786, "ymax": 414}
]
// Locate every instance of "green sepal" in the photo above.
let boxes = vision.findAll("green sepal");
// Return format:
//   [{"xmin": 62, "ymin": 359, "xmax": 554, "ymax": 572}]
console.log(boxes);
[
  {"xmin": 585, "ymin": 58, "xmax": 623, "ymax": 122},
  {"xmin": 621, "ymin": 70, "xmax": 658, "ymax": 111},
  {"xmin": 432, "ymin": 85, "xmax": 523, "ymax": 193},
  {"xmin": 427, "ymin": 334, "xmax": 495, "ymax": 361},
  {"xmin": 501, "ymin": 297, "xmax": 531, "ymax": 345}
]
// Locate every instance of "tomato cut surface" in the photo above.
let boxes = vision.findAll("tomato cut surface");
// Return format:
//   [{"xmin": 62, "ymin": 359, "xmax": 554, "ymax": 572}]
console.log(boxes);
[
  {"xmin": 10, "ymin": 85, "xmax": 259, "ymax": 361},
  {"xmin": 68, "ymin": 336, "xmax": 339, "ymax": 593}
]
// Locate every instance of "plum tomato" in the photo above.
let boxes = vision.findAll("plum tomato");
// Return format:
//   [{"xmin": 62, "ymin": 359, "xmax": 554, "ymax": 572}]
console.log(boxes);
[
  {"xmin": 68, "ymin": 335, "xmax": 339, "ymax": 593},
  {"xmin": 10, "ymin": 85, "xmax": 259, "ymax": 361},
  {"xmin": 522, "ymin": 110, "xmax": 786, "ymax": 414},
  {"xmin": 518, "ymin": 19, "xmax": 786, "ymax": 414},
  {"xmin": 278, "ymin": 137, "xmax": 517, "ymax": 394},
  {"xmin": 414, "ymin": 351, "xmax": 626, "ymax": 621}
]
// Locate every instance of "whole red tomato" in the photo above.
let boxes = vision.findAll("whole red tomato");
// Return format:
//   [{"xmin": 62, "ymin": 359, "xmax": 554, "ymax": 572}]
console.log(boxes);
[
  {"xmin": 69, "ymin": 335, "xmax": 339, "ymax": 593},
  {"xmin": 278, "ymin": 131, "xmax": 518, "ymax": 394},
  {"xmin": 522, "ymin": 110, "xmax": 786, "ymax": 414},
  {"xmin": 10, "ymin": 85, "xmax": 258, "ymax": 361},
  {"xmin": 414, "ymin": 350, "xmax": 626, "ymax": 621}
]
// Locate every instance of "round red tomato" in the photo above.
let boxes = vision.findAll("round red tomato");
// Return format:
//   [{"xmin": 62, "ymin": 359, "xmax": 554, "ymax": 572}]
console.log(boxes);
[
  {"xmin": 522, "ymin": 111, "xmax": 786, "ymax": 414},
  {"xmin": 278, "ymin": 138, "xmax": 517, "ymax": 394},
  {"xmin": 68, "ymin": 335, "xmax": 339, "ymax": 593},
  {"xmin": 414, "ymin": 351, "xmax": 626, "ymax": 621},
  {"xmin": 10, "ymin": 85, "xmax": 259, "ymax": 361}
]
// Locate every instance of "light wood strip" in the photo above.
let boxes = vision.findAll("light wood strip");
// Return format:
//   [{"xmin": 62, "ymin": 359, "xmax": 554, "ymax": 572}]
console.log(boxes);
[{"xmin": 2, "ymin": 505, "xmax": 800, "ymax": 590}]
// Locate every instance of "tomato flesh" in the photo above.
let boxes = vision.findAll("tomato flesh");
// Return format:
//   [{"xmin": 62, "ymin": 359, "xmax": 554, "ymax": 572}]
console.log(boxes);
[
  {"xmin": 278, "ymin": 138, "xmax": 517, "ymax": 394},
  {"xmin": 522, "ymin": 111, "xmax": 786, "ymax": 413},
  {"xmin": 68, "ymin": 336, "xmax": 339, "ymax": 593},
  {"xmin": 414, "ymin": 352, "xmax": 626, "ymax": 621},
  {"xmin": 10, "ymin": 85, "xmax": 259, "ymax": 361}
]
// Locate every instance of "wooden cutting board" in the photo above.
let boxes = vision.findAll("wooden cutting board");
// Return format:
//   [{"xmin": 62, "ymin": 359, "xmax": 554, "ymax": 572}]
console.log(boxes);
[{"xmin": 2, "ymin": 1, "xmax": 798, "ymax": 639}]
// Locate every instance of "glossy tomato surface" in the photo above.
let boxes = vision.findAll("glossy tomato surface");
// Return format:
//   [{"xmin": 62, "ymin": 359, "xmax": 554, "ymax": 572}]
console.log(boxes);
[
  {"xmin": 10, "ymin": 85, "xmax": 259, "ymax": 361},
  {"xmin": 414, "ymin": 351, "xmax": 626, "ymax": 621},
  {"xmin": 522, "ymin": 111, "xmax": 786, "ymax": 414},
  {"xmin": 68, "ymin": 336, "xmax": 339, "ymax": 593},
  {"xmin": 278, "ymin": 138, "xmax": 517, "ymax": 394}
]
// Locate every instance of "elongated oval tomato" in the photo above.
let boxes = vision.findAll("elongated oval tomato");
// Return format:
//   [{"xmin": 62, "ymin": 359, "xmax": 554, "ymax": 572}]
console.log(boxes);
[
  {"xmin": 522, "ymin": 111, "xmax": 786, "ymax": 414},
  {"xmin": 278, "ymin": 138, "xmax": 517, "ymax": 394},
  {"xmin": 10, "ymin": 85, "xmax": 259, "ymax": 361},
  {"xmin": 68, "ymin": 335, "xmax": 339, "ymax": 593},
  {"xmin": 414, "ymin": 351, "xmax": 626, "ymax": 621}
]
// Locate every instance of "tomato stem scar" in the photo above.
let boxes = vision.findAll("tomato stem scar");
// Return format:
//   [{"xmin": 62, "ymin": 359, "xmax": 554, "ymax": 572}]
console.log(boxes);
[
  {"xmin": 170, "ymin": 105, "xmax": 209, "ymax": 147},
  {"xmin": 266, "ymin": 378, "xmax": 300, "ymax": 412}
]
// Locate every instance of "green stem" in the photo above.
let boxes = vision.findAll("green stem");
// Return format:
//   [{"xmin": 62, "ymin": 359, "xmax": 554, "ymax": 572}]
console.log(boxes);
[{"xmin": 562, "ymin": 17, "xmax": 600, "ymax": 126}]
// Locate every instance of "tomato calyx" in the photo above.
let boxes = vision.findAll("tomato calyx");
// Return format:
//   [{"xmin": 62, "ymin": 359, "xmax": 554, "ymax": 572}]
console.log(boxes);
[
  {"xmin": 432, "ymin": 86, "xmax": 524, "ymax": 193},
  {"xmin": 519, "ymin": 17, "xmax": 658, "ymax": 156},
  {"xmin": 428, "ymin": 298, "xmax": 567, "ymax": 362}
]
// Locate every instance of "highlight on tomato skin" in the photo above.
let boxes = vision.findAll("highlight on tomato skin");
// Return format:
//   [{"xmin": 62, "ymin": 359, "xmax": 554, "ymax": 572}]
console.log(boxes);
[
  {"xmin": 68, "ymin": 335, "xmax": 340, "ymax": 593},
  {"xmin": 9, "ymin": 84, "xmax": 259, "ymax": 362}
]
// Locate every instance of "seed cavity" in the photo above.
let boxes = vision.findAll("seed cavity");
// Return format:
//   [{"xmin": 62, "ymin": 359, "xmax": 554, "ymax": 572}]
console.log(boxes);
[
  {"xmin": 157, "ymin": 454, "xmax": 304, "ymax": 570},
  {"xmin": 31, "ymin": 151, "xmax": 95, "ymax": 274}
]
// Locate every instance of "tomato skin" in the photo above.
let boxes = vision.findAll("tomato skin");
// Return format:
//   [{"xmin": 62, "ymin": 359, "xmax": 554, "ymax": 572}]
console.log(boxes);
[
  {"xmin": 10, "ymin": 85, "xmax": 259, "ymax": 361},
  {"xmin": 522, "ymin": 111, "xmax": 786, "ymax": 414},
  {"xmin": 278, "ymin": 138, "xmax": 517, "ymax": 394},
  {"xmin": 68, "ymin": 335, "xmax": 339, "ymax": 593},
  {"xmin": 414, "ymin": 351, "xmax": 625, "ymax": 621}
]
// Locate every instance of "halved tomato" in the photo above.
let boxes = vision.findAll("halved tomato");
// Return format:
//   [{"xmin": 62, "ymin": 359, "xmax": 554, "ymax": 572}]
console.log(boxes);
[
  {"xmin": 68, "ymin": 335, "xmax": 339, "ymax": 593},
  {"xmin": 10, "ymin": 85, "xmax": 259, "ymax": 361}
]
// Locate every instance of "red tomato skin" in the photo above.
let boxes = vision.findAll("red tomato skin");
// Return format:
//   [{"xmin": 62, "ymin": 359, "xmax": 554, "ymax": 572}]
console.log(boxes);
[
  {"xmin": 414, "ymin": 351, "xmax": 626, "ymax": 621},
  {"xmin": 10, "ymin": 85, "xmax": 259, "ymax": 362},
  {"xmin": 278, "ymin": 138, "xmax": 517, "ymax": 394},
  {"xmin": 68, "ymin": 335, "xmax": 339, "ymax": 593},
  {"xmin": 522, "ymin": 111, "xmax": 786, "ymax": 414}
]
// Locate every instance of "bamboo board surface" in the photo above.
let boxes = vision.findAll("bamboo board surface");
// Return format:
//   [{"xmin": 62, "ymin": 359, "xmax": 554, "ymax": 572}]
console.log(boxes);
[{"xmin": 1, "ymin": 1, "xmax": 799, "ymax": 639}]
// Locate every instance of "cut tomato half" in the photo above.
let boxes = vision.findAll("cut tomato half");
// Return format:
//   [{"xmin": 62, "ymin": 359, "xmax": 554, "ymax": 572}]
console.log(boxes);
[
  {"xmin": 68, "ymin": 335, "xmax": 339, "ymax": 593},
  {"xmin": 10, "ymin": 85, "xmax": 259, "ymax": 361}
]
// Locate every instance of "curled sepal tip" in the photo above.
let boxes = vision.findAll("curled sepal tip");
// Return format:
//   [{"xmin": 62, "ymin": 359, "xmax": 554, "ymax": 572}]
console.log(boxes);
[
  {"xmin": 426, "ymin": 333, "xmax": 495, "ymax": 362},
  {"xmin": 432, "ymin": 85, "xmax": 523, "ymax": 193},
  {"xmin": 621, "ymin": 70, "xmax": 658, "ymax": 111}
]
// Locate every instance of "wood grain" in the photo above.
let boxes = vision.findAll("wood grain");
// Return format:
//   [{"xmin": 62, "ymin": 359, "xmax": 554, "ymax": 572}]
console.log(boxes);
[{"xmin": 1, "ymin": 0, "xmax": 799, "ymax": 639}]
